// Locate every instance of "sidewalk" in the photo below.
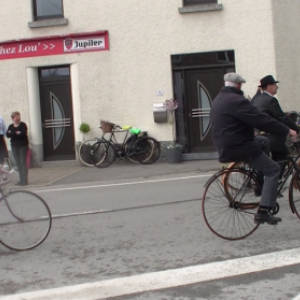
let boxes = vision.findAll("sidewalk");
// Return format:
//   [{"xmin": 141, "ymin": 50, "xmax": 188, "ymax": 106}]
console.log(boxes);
[{"xmin": 7, "ymin": 159, "xmax": 222, "ymax": 189}]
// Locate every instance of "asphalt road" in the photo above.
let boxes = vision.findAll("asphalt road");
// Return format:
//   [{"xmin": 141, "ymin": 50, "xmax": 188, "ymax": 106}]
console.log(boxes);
[{"xmin": 1, "ymin": 172, "xmax": 300, "ymax": 300}]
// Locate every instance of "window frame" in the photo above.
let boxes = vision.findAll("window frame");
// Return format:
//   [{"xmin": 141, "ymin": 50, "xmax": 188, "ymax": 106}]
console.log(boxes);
[
  {"xmin": 183, "ymin": 0, "xmax": 217, "ymax": 6},
  {"xmin": 33, "ymin": 0, "xmax": 64, "ymax": 20}
]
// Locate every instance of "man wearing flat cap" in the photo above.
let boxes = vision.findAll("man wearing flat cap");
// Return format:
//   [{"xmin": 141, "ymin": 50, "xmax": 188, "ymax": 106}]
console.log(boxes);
[
  {"xmin": 210, "ymin": 72, "xmax": 297, "ymax": 225},
  {"xmin": 252, "ymin": 75, "xmax": 299, "ymax": 167}
]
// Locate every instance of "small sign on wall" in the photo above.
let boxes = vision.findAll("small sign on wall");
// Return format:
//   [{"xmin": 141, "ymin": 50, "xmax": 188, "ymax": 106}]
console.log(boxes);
[{"xmin": 156, "ymin": 90, "xmax": 164, "ymax": 96}]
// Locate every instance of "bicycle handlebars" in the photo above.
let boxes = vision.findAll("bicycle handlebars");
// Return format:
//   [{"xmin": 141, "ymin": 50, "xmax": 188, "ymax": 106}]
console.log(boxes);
[{"xmin": 99, "ymin": 125, "xmax": 127, "ymax": 131}]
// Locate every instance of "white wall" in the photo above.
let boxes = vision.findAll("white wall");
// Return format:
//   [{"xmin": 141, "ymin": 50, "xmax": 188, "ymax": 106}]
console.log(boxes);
[
  {"xmin": 0, "ymin": 0, "xmax": 278, "ymax": 143},
  {"xmin": 272, "ymin": 0, "xmax": 300, "ymax": 112}
]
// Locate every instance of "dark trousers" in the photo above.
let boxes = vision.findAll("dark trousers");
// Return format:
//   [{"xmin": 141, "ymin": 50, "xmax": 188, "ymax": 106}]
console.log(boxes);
[
  {"xmin": 245, "ymin": 153, "xmax": 280, "ymax": 208},
  {"xmin": 12, "ymin": 145, "xmax": 28, "ymax": 184},
  {"xmin": 254, "ymin": 136, "xmax": 270, "ymax": 183},
  {"xmin": 268, "ymin": 136, "xmax": 289, "ymax": 179}
]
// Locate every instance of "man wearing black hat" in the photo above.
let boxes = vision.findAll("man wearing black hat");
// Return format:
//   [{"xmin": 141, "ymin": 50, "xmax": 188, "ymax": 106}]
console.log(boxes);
[
  {"xmin": 210, "ymin": 73, "xmax": 297, "ymax": 225},
  {"xmin": 252, "ymin": 75, "xmax": 299, "ymax": 169}
]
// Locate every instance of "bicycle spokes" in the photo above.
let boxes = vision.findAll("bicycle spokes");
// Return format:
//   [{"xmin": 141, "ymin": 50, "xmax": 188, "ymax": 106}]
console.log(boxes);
[
  {"xmin": 0, "ymin": 191, "xmax": 52, "ymax": 251},
  {"xmin": 202, "ymin": 169, "xmax": 260, "ymax": 240}
]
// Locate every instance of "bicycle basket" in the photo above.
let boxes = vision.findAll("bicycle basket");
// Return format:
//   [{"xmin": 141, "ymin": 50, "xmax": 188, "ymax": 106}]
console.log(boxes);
[{"xmin": 100, "ymin": 120, "xmax": 115, "ymax": 133}]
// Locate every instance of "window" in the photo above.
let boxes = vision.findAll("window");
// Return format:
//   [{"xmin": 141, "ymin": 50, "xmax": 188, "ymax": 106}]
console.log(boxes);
[
  {"xmin": 179, "ymin": 0, "xmax": 222, "ymax": 13},
  {"xmin": 183, "ymin": 0, "xmax": 217, "ymax": 5},
  {"xmin": 34, "ymin": 0, "xmax": 64, "ymax": 20},
  {"xmin": 40, "ymin": 67, "xmax": 70, "ymax": 78}
]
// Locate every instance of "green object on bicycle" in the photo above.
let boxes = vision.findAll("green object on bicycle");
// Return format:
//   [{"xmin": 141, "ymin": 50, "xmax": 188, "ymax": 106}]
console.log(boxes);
[{"xmin": 129, "ymin": 128, "xmax": 141, "ymax": 135}]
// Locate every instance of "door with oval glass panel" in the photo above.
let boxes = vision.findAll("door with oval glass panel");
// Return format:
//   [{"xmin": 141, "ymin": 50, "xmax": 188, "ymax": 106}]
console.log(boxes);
[
  {"xmin": 39, "ymin": 66, "xmax": 75, "ymax": 161},
  {"xmin": 186, "ymin": 69, "xmax": 224, "ymax": 153}
]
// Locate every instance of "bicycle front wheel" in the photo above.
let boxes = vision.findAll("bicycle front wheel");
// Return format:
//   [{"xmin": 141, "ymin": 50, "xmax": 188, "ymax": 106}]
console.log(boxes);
[
  {"xmin": 202, "ymin": 169, "xmax": 260, "ymax": 241},
  {"xmin": 124, "ymin": 136, "xmax": 139, "ymax": 163},
  {"xmin": 0, "ymin": 191, "xmax": 52, "ymax": 251},
  {"xmin": 91, "ymin": 141, "xmax": 116, "ymax": 168},
  {"xmin": 289, "ymin": 170, "xmax": 300, "ymax": 219},
  {"xmin": 78, "ymin": 139, "xmax": 99, "ymax": 167},
  {"xmin": 134, "ymin": 137, "xmax": 161, "ymax": 164}
]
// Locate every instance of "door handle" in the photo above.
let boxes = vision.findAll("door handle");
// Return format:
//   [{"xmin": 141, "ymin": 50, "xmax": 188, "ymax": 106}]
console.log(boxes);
[{"xmin": 43, "ymin": 118, "xmax": 71, "ymax": 128}]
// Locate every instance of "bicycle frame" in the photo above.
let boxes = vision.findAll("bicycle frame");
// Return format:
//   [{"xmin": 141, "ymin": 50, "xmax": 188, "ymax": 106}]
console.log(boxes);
[
  {"xmin": 276, "ymin": 156, "xmax": 300, "ymax": 190},
  {"xmin": 223, "ymin": 154, "xmax": 300, "ymax": 214},
  {"xmin": 0, "ymin": 195, "xmax": 24, "ymax": 223},
  {"xmin": 101, "ymin": 128, "xmax": 137, "ymax": 158}
]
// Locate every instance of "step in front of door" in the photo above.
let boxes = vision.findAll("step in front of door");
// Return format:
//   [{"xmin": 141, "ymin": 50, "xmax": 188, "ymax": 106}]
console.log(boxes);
[{"xmin": 40, "ymin": 160, "xmax": 81, "ymax": 168}]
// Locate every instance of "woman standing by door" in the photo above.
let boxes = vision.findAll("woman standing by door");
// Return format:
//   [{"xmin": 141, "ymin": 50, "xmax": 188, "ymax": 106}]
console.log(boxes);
[{"xmin": 6, "ymin": 111, "xmax": 29, "ymax": 186}]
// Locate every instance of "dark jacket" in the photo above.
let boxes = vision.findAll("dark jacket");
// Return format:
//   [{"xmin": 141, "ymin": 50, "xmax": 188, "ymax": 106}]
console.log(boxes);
[
  {"xmin": 252, "ymin": 92, "xmax": 299, "ymax": 152},
  {"xmin": 6, "ymin": 122, "xmax": 29, "ymax": 147},
  {"xmin": 210, "ymin": 87, "xmax": 289, "ymax": 163},
  {"xmin": 252, "ymin": 92, "xmax": 299, "ymax": 132}
]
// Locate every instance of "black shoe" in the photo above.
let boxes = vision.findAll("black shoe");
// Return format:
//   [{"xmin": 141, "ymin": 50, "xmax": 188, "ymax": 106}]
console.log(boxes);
[
  {"xmin": 15, "ymin": 181, "xmax": 22, "ymax": 186},
  {"xmin": 20, "ymin": 182, "xmax": 28, "ymax": 186},
  {"xmin": 254, "ymin": 213, "xmax": 282, "ymax": 225}
]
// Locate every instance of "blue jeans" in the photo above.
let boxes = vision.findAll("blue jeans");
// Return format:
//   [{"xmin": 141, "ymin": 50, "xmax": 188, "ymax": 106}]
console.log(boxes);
[
  {"xmin": 244, "ymin": 152, "xmax": 280, "ymax": 207},
  {"xmin": 11, "ymin": 145, "xmax": 28, "ymax": 183}
]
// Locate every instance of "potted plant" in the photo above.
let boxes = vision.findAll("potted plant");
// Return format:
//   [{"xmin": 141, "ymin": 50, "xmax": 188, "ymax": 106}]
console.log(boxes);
[
  {"xmin": 78, "ymin": 122, "xmax": 92, "ymax": 164},
  {"xmin": 164, "ymin": 98, "xmax": 182, "ymax": 163},
  {"xmin": 79, "ymin": 122, "xmax": 91, "ymax": 139}
]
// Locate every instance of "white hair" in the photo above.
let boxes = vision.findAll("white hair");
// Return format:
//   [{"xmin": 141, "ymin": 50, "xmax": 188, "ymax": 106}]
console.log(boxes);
[{"xmin": 225, "ymin": 81, "xmax": 239, "ymax": 88}]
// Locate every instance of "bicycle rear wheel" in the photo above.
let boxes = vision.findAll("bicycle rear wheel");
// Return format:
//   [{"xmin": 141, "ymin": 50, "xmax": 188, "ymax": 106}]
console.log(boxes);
[
  {"xmin": 202, "ymin": 169, "xmax": 260, "ymax": 241},
  {"xmin": 78, "ymin": 138, "xmax": 99, "ymax": 167},
  {"xmin": 0, "ymin": 190, "xmax": 52, "ymax": 251},
  {"xmin": 222, "ymin": 162, "xmax": 252, "ymax": 193},
  {"xmin": 134, "ymin": 137, "xmax": 161, "ymax": 164},
  {"xmin": 124, "ymin": 135, "xmax": 139, "ymax": 163},
  {"xmin": 91, "ymin": 141, "xmax": 116, "ymax": 168}
]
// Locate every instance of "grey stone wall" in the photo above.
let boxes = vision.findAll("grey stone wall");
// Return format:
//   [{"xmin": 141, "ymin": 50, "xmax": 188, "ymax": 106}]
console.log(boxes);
[{"xmin": 30, "ymin": 144, "xmax": 44, "ymax": 167}]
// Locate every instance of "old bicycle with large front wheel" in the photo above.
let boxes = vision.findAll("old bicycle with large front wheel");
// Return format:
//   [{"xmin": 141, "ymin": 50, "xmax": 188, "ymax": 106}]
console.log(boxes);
[
  {"xmin": 0, "ymin": 163, "xmax": 52, "ymax": 251},
  {"xmin": 202, "ymin": 142, "xmax": 300, "ymax": 240}
]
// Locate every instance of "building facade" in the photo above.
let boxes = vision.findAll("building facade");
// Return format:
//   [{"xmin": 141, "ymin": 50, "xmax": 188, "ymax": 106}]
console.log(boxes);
[{"xmin": 0, "ymin": 0, "xmax": 299, "ymax": 165}]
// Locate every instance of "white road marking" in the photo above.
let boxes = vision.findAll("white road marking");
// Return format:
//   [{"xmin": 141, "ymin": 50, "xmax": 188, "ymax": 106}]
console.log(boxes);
[
  {"xmin": 51, "ymin": 210, "xmax": 108, "ymax": 219},
  {"xmin": 293, "ymin": 293, "xmax": 300, "ymax": 299},
  {"xmin": 35, "ymin": 174, "xmax": 213, "ymax": 193},
  {"xmin": 2, "ymin": 247, "xmax": 300, "ymax": 300},
  {"xmin": 51, "ymin": 198, "xmax": 197, "ymax": 219}
]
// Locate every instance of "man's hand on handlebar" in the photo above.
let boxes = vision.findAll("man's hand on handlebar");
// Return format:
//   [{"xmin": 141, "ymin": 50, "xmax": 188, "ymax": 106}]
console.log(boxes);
[{"xmin": 289, "ymin": 129, "xmax": 298, "ymax": 142}]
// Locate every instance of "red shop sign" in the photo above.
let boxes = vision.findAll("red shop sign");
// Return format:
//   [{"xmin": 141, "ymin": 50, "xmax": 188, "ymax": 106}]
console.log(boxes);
[{"xmin": 0, "ymin": 31, "xmax": 109, "ymax": 60}]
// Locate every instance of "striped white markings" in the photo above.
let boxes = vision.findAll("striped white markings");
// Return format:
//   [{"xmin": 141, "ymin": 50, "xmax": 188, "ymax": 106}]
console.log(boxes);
[{"xmin": 2, "ymin": 247, "xmax": 300, "ymax": 300}]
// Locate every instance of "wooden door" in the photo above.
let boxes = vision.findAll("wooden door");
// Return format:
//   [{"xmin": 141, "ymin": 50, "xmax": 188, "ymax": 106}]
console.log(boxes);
[
  {"xmin": 39, "ymin": 66, "xmax": 75, "ymax": 161},
  {"xmin": 185, "ymin": 68, "xmax": 224, "ymax": 152}
]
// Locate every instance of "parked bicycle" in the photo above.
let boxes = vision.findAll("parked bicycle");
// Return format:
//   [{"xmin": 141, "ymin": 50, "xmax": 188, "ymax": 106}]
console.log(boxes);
[
  {"xmin": 202, "ymin": 142, "xmax": 300, "ymax": 241},
  {"xmin": 89, "ymin": 120, "xmax": 161, "ymax": 168},
  {"xmin": 0, "ymin": 160, "xmax": 52, "ymax": 251},
  {"xmin": 78, "ymin": 120, "xmax": 161, "ymax": 168}
]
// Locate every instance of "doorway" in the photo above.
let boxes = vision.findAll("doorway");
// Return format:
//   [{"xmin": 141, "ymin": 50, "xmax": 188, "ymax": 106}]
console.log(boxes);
[
  {"xmin": 39, "ymin": 66, "xmax": 75, "ymax": 161},
  {"xmin": 172, "ymin": 50, "xmax": 235, "ymax": 156}
]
